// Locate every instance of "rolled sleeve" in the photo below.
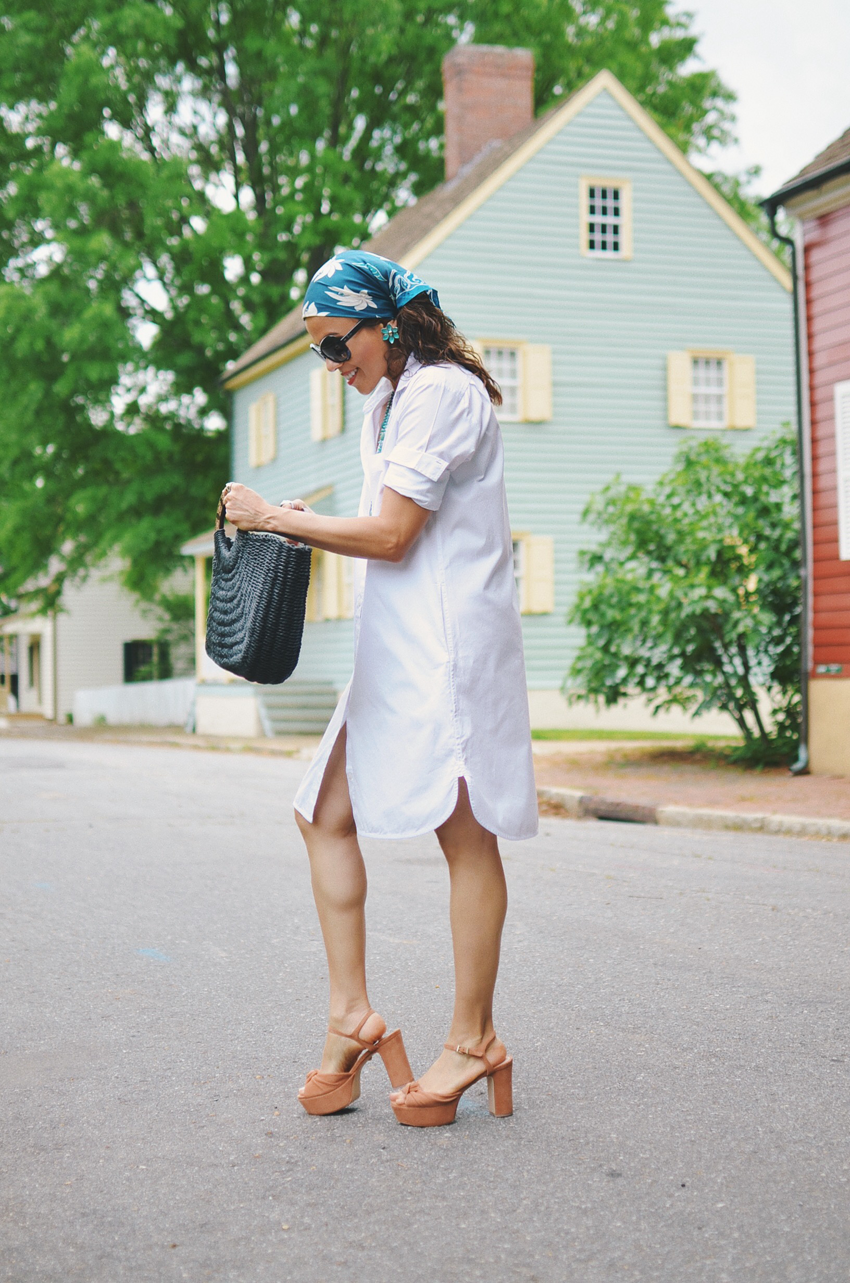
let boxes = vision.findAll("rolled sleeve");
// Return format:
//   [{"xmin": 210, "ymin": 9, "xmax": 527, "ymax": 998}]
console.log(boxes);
[
  {"xmin": 382, "ymin": 366, "xmax": 487, "ymax": 512},
  {"xmin": 382, "ymin": 443, "xmax": 450, "ymax": 511}
]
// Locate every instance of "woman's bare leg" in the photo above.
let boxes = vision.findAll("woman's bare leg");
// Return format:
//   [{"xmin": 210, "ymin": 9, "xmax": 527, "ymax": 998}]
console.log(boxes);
[
  {"xmin": 295, "ymin": 728, "xmax": 385, "ymax": 1072},
  {"xmin": 406, "ymin": 780, "xmax": 508, "ymax": 1095}
]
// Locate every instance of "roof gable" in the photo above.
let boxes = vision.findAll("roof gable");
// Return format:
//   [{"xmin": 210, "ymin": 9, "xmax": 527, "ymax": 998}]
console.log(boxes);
[{"xmin": 224, "ymin": 69, "xmax": 791, "ymax": 390}]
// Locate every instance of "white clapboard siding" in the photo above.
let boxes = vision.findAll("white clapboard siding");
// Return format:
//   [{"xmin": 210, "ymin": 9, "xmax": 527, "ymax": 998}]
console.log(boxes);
[
  {"xmin": 728, "ymin": 354, "xmax": 756, "ymax": 429},
  {"xmin": 835, "ymin": 380, "xmax": 850, "ymax": 561},
  {"xmin": 521, "ymin": 345, "xmax": 553, "ymax": 422},
  {"xmin": 667, "ymin": 352, "xmax": 692, "ymax": 427}
]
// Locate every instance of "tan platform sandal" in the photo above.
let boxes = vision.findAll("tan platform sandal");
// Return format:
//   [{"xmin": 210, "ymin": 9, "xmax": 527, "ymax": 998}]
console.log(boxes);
[
  {"xmin": 389, "ymin": 1033, "xmax": 513, "ymax": 1128},
  {"xmin": 298, "ymin": 1009, "xmax": 413, "ymax": 1116}
]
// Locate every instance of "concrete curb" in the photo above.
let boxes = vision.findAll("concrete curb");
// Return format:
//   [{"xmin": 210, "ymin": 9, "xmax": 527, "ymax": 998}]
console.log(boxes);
[{"xmin": 537, "ymin": 786, "xmax": 850, "ymax": 842}]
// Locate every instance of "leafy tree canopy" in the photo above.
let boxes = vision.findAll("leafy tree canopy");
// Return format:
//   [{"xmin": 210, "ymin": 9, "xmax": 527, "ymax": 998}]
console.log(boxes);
[
  {"xmin": 566, "ymin": 430, "xmax": 802, "ymax": 766},
  {"xmin": 1, "ymin": 0, "xmax": 738, "ymax": 608}
]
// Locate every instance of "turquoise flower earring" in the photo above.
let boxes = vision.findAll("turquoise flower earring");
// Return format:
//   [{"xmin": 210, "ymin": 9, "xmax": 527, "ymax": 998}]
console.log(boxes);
[{"xmin": 381, "ymin": 321, "xmax": 399, "ymax": 344}]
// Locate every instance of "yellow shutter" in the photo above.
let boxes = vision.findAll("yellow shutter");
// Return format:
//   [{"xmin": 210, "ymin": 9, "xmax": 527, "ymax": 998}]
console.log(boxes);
[
  {"xmin": 521, "ymin": 345, "xmax": 552, "ymax": 422},
  {"xmin": 524, "ymin": 536, "xmax": 555, "ymax": 614},
  {"xmin": 667, "ymin": 352, "xmax": 692, "ymax": 427},
  {"xmin": 727, "ymin": 354, "xmax": 756, "ymax": 429},
  {"xmin": 310, "ymin": 368, "xmax": 326, "ymax": 441},
  {"xmin": 260, "ymin": 393, "xmax": 277, "ymax": 462},
  {"xmin": 325, "ymin": 371, "xmax": 344, "ymax": 438},
  {"xmin": 339, "ymin": 557, "xmax": 355, "ymax": 618},
  {"xmin": 249, "ymin": 393, "xmax": 276, "ymax": 465},
  {"xmin": 321, "ymin": 552, "xmax": 342, "ymax": 620},
  {"xmin": 310, "ymin": 368, "xmax": 344, "ymax": 441},
  {"xmin": 305, "ymin": 549, "xmax": 321, "ymax": 622},
  {"xmin": 248, "ymin": 399, "xmax": 262, "ymax": 467}
]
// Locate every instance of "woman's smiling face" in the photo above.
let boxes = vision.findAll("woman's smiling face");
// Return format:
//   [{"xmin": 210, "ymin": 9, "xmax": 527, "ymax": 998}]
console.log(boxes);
[{"xmin": 305, "ymin": 316, "xmax": 392, "ymax": 395}]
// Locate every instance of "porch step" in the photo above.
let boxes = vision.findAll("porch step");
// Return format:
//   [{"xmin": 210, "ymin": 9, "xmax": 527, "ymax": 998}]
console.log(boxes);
[{"xmin": 257, "ymin": 682, "xmax": 339, "ymax": 737}]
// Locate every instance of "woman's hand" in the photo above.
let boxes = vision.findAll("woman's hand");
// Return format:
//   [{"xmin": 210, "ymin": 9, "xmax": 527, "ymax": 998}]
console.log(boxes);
[
  {"xmin": 221, "ymin": 483, "xmax": 276, "ymax": 531},
  {"xmin": 221, "ymin": 486, "xmax": 316, "ymax": 541}
]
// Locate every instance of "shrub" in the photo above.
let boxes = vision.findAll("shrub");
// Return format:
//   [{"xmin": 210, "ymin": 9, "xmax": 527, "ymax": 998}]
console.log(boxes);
[{"xmin": 566, "ymin": 429, "xmax": 801, "ymax": 766}]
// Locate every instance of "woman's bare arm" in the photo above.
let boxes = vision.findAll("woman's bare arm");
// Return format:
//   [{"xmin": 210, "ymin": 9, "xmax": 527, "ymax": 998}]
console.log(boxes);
[{"xmin": 222, "ymin": 483, "xmax": 432, "ymax": 563}]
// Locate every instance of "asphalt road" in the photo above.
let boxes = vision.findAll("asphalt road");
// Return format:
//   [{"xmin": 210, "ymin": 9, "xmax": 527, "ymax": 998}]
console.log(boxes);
[{"xmin": 1, "ymin": 737, "xmax": 848, "ymax": 1283}]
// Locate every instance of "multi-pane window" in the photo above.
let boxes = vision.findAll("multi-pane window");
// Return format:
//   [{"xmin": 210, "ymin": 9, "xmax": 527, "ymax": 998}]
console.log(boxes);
[
  {"xmin": 580, "ymin": 177, "xmax": 632, "ymax": 260},
  {"xmin": 587, "ymin": 184, "xmax": 622, "ymax": 255},
  {"xmin": 667, "ymin": 351, "xmax": 755, "ymax": 430},
  {"xmin": 123, "ymin": 639, "xmax": 171, "ymax": 683},
  {"xmin": 691, "ymin": 357, "xmax": 727, "ymax": 428},
  {"xmin": 484, "ymin": 345, "xmax": 521, "ymax": 420}
]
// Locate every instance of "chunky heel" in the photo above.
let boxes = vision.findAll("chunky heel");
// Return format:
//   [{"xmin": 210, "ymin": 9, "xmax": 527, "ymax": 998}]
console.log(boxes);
[
  {"xmin": 390, "ymin": 1033, "xmax": 512, "ymax": 1128},
  {"xmin": 377, "ymin": 1029, "xmax": 413, "ymax": 1088},
  {"xmin": 486, "ymin": 1055, "xmax": 513, "ymax": 1117},
  {"xmin": 298, "ymin": 1009, "xmax": 410, "ymax": 1116}
]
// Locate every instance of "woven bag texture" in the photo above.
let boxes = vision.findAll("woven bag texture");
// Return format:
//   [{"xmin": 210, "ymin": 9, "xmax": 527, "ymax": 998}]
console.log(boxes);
[{"xmin": 205, "ymin": 528, "xmax": 311, "ymax": 685}]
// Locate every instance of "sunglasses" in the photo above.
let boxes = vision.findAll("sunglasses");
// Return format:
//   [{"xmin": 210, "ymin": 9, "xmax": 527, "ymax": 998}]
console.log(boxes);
[{"xmin": 309, "ymin": 319, "xmax": 373, "ymax": 365}]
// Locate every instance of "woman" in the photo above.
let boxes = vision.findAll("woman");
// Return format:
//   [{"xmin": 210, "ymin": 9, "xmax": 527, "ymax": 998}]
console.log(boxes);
[{"xmin": 223, "ymin": 251, "xmax": 538, "ymax": 1127}]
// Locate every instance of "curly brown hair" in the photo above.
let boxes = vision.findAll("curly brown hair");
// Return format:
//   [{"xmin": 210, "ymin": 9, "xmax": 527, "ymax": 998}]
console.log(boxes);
[{"xmin": 382, "ymin": 297, "xmax": 502, "ymax": 406}]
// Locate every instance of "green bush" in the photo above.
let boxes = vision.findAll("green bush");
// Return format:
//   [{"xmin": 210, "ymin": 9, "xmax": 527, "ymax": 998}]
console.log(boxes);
[{"xmin": 566, "ymin": 429, "xmax": 801, "ymax": 766}]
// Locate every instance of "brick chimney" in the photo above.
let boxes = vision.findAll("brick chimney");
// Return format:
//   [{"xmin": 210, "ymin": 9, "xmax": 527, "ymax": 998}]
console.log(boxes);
[{"xmin": 442, "ymin": 44, "xmax": 535, "ymax": 182}]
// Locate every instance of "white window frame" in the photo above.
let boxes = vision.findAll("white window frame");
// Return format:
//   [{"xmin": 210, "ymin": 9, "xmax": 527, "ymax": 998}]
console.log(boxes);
[
  {"xmin": 691, "ymin": 355, "xmax": 728, "ymax": 429},
  {"xmin": 579, "ymin": 176, "xmax": 633, "ymax": 260},
  {"xmin": 483, "ymin": 344, "xmax": 522, "ymax": 421},
  {"xmin": 477, "ymin": 340, "xmax": 552, "ymax": 423},
  {"xmin": 668, "ymin": 350, "xmax": 756, "ymax": 431}
]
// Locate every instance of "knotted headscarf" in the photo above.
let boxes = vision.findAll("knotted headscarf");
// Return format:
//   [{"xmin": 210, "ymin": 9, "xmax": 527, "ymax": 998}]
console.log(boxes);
[{"xmin": 302, "ymin": 250, "xmax": 440, "ymax": 319}]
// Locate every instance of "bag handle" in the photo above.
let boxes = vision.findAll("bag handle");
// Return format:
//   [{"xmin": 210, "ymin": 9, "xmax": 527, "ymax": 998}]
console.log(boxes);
[{"xmin": 215, "ymin": 491, "xmax": 309, "ymax": 549}]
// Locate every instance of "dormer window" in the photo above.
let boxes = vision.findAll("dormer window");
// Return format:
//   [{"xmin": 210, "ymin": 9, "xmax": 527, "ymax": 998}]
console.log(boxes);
[{"xmin": 580, "ymin": 177, "xmax": 633, "ymax": 260}]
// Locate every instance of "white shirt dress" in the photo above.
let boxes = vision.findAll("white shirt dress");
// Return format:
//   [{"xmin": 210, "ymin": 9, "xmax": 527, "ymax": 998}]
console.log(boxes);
[{"xmin": 293, "ymin": 355, "xmax": 539, "ymax": 841}]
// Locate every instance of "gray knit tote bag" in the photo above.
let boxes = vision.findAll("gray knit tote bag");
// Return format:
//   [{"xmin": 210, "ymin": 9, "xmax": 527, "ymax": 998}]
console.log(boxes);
[{"xmin": 204, "ymin": 498, "xmax": 312, "ymax": 685}]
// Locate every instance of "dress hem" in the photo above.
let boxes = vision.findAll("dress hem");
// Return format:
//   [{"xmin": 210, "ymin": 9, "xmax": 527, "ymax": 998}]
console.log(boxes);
[{"xmin": 294, "ymin": 775, "xmax": 539, "ymax": 843}]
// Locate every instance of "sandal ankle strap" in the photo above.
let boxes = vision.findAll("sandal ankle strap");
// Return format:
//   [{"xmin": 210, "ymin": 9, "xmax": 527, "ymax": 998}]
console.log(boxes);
[
  {"xmin": 327, "ymin": 1007, "xmax": 379, "ymax": 1048},
  {"xmin": 444, "ymin": 1033, "xmax": 501, "ymax": 1070}
]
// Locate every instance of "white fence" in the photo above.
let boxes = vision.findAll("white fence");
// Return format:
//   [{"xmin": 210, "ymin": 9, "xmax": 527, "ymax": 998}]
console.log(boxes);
[{"xmin": 74, "ymin": 678, "xmax": 196, "ymax": 728}]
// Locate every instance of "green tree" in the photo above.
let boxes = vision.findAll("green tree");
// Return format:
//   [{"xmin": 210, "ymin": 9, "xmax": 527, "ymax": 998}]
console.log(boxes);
[
  {"xmin": 566, "ymin": 430, "xmax": 801, "ymax": 765},
  {"xmin": 1, "ymin": 0, "xmax": 737, "ymax": 609},
  {"xmin": 472, "ymin": 0, "xmax": 735, "ymax": 154}
]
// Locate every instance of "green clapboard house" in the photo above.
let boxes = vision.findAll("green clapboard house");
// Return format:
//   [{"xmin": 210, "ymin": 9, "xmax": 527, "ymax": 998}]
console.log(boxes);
[{"xmin": 189, "ymin": 52, "xmax": 794, "ymax": 739}]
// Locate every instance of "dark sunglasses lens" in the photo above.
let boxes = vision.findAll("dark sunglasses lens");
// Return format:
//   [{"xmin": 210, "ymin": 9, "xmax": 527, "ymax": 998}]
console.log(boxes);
[{"xmin": 320, "ymin": 338, "xmax": 350, "ymax": 363}]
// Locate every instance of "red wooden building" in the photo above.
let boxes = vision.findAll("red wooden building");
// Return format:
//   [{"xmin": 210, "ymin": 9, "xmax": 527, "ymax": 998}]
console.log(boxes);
[{"xmin": 770, "ymin": 129, "xmax": 850, "ymax": 774}]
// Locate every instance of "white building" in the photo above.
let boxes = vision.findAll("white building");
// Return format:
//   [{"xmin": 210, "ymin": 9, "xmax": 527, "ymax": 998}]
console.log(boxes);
[{"xmin": 0, "ymin": 565, "xmax": 188, "ymax": 723}]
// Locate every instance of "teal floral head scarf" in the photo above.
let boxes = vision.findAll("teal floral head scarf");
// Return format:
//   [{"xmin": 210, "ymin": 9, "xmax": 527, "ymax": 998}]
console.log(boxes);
[{"xmin": 302, "ymin": 250, "xmax": 440, "ymax": 319}]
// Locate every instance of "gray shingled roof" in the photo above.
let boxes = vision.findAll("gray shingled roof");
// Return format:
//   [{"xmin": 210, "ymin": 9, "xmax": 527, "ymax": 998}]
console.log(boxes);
[
  {"xmin": 221, "ymin": 104, "xmax": 559, "ymax": 383},
  {"xmin": 772, "ymin": 124, "xmax": 850, "ymax": 201}
]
